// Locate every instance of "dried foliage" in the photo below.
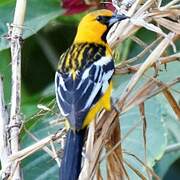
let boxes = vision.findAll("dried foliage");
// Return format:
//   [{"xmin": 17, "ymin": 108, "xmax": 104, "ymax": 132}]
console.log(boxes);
[{"xmin": 79, "ymin": 0, "xmax": 180, "ymax": 179}]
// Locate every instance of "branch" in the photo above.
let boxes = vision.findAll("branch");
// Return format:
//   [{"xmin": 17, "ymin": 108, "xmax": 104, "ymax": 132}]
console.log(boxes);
[
  {"xmin": 9, "ymin": 128, "xmax": 65, "ymax": 163},
  {"xmin": 115, "ymin": 53, "xmax": 180, "ymax": 74},
  {"xmin": 165, "ymin": 143, "xmax": 180, "ymax": 153},
  {"xmin": 0, "ymin": 77, "xmax": 10, "ymax": 179},
  {"xmin": 117, "ymin": 32, "xmax": 175, "ymax": 111},
  {"xmin": 9, "ymin": 0, "xmax": 27, "ymax": 179}
]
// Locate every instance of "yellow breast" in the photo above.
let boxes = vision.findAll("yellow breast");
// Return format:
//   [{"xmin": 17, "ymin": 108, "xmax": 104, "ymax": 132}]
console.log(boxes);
[{"xmin": 82, "ymin": 81, "xmax": 112, "ymax": 128}]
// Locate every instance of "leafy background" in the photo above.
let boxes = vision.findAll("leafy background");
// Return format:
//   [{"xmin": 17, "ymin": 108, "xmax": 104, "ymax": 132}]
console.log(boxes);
[{"xmin": 0, "ymin": 0, "xmax": 179, "ymax": 179}]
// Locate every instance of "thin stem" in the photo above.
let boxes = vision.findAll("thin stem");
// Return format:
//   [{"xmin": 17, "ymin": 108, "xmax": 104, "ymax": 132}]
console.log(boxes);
[
  {"xmin": 165, "ymin": 143, "xmax": 180, "ymax": 153},
  {"xmin": 0, "ymin": 77, "xmax": 10, "ymax": 179},
  {"xmin": 9, "ymin": 0, "xmax": 27, "ymax": 179}
]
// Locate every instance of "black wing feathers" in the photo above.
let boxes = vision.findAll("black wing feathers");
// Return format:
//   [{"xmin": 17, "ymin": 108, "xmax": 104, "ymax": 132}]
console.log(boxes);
[{"xmin": 55, "ymin": 43, "xmax": 114, "ymax": 129}]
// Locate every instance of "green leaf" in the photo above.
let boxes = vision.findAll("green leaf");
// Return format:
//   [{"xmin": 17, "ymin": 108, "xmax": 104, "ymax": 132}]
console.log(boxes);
[
  {"xmin": 121, "ymin": 99, "xmax": 166, "ymax": 179},
  {"xmin": 20, "ymin": 84, "xmax": 60, "ymax": 179},
  {"xmin": 0, "ymin": 0, "xmax": 64, "ymax": 51},
  {"xmin": 22, "ymin": 151, "xmax": 59, "ymax": 180},
  {"xmin": 157, "ymin": 61, "xmax": 180, "ymax": 119},
  {"xmin": 0, "ymin": 49, "xmax": 11, "ymax": 102},
  {"xmin": 154, "ymin": 114, "xmax": 180, "ymax": 178},
  {"xmin": 21, "ymin": 115, "xmax": 61, "ymax": 180},
  {"xmin": 95, "ymin": 74, "xmax": 167, "ymax": 179},
  {"xmin": 153, "ymin": 60, "xmax": 180, "ymax": 178},
  {"xmin": 111, "ymin": 58, "xmax": 180, "ymax": 178}
]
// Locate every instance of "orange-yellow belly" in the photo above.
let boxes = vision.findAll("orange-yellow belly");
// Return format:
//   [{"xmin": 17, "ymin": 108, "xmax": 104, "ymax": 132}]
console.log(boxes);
[{"xmin": 82, "ymin": 81, "xmax": 112, "ymax": 128}]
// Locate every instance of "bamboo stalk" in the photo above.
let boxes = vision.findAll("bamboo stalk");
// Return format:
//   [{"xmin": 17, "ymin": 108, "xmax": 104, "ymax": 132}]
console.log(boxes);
[
  {"xmin": 9, "ymin": 0, "xmax": 27, "ymax": 179},
  {"xmin": 0, "ymin": 77, "xmax": 10, "ymax": 179}
]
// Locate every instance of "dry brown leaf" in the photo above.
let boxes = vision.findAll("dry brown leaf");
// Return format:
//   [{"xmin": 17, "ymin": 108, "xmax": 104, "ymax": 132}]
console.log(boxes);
[
  {"xmin": 105, "ymin": 119, "xmax": 125, "ymax": 180},
  {"xmin": 117, "ymin": 33, "xmax": 175, "ymax": 111},
  {"xmin": 79, "ymin": 110, "xmax": 118, "ymax": 180},
  {"xmin": 115, "ymin": 53, "xmax": 180, "ymax": 74},
  {"xmin": 139, "ymin": 103, "xmax": 150, "ymax": 179},
  {"xmin": 159, "ymin": 0, "xmax": 180, "ymax": 10},
  {"xmin": 123, "ymin": 80, "xmax": 157, "ymax": 112},
  {"xmin": 123, "ymin": 160, "xmax": 147, "ymax": 180},
  {"xmin": 155, "ymin": 18, "xmax": 180, "ymax": 34},
  {"xmin": 123, "ymin": 151, "xmax": 160, "ymax": 180},
  {"xmin": 162, "ymin": 89, "xmax": 180, "ymax": 119}
]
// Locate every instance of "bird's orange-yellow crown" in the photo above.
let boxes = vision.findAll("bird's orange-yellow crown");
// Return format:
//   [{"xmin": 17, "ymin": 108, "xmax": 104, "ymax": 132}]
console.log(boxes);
[{"xmin": 74, "ymin": 9, "xmax": 113, "ymax": 45}]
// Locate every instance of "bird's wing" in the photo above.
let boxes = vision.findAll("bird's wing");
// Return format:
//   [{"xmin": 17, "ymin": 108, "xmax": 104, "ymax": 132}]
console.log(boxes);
[{"xmin": 55, "ymin": 54, "xmax": 114, "ymax": 129}]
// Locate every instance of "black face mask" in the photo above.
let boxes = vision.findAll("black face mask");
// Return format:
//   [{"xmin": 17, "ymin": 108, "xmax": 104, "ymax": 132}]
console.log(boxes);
[
  {"xmin": 96, "ymin": 14, "xmax": 129, "ymax": 42},
  {"xmin": 96, "ymin": 14, "xmax": 129, "ymax": 27}
]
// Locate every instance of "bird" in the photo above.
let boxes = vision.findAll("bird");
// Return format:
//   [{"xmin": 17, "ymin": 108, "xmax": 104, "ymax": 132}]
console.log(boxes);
[{"xmin": 55, "ymin": 9, "xmax": 128, "ymax": 180}]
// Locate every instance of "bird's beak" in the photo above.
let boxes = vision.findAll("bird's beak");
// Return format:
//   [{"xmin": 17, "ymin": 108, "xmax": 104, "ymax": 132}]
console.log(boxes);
[{"xmin": 108, "ymin": 14, "xmax": 129, "ymax": 26}]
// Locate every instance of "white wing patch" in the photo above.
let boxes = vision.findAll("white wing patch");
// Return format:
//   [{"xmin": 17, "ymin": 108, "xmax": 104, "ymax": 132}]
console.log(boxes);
[
  {"xmin": 59, "ymin": 75, "xmax": 67, "ymax": 91},
  {"xmin": 94, "ymin": 56, "xmax": 112, "ymax": 66},
  {"xmin": 101, "ymin": 69, "xmax": 114, "ymax": 92},
  {"xmin": 82, "ymin": 67, "xmax": 91, "ymax": 80},
  {"xmin": 55, "ymin": 55, "xmax": 114, "ymax": 120},
  {"xmin": 55, "ymin": 72, "xmax": 69, "ymax": 116},
  {"xmin": 82, "ymin": 57, "xmax": 114, "ymax": 110},
  {"xmin": 83, "ymin": 81, "xmax": 102, "ymax": 110}
]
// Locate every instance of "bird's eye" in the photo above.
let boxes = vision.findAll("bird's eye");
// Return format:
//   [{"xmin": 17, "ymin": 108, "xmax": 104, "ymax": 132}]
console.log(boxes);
[
  {"xmin": 96, "ymin": 16, "xmax": 102, "ymax": 21},
  {"xmin": 96, "ymin": 16, "xmax": 111, "ymax": 25}
]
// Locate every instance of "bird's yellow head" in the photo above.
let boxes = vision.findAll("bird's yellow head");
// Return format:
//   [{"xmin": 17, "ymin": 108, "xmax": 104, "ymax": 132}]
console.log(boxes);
[{"xmin": 74, "ymin": 9, "xmax": 128, "ymax": 45}]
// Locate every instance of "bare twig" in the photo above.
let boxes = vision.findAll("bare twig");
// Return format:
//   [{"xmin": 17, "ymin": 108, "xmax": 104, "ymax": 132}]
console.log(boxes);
[
  {"xmin": 9, "ymin": 128, "xmax": 65, "ymax": 163},
  {"xmin": 79, "ymin": 121, "xmax": 96, "ymax": 180},
  {"xmin": 79, "ymin": 110, "xmax": 119, "ymax": 180},
  {"xmin": 123, "ymin": 159, "xmax": 147, "ymax": 180},
  {"xmin": 139, "ymin": 103, "xmax": 151, "ymax": 179},
  {"xmin": 117, "ymin": 33, "xmax": 175, "ymax": 111},
  {"xmin": 100, "ymin": 121, "xmax": 142, "ymax": 162},
  {"xmin": 115, "ymin": 53, "xmax": 180, "ymax": 74},
  {"xmin": 50, "ymin": 140, "xmax": 61, "ymax": 167},
  {"xmin": 165, "ymin": 143, "xmax": 180, "ymax": 153},
  {"xmin": 123, "ymin": 77, "xmax": 180, "ymax": 114},
  {"xmin": 123, "ymin": 151, "xmax": 160, "ymax": 180},
  {"xmin": 161, "ymin": 89, "xmax": 180, "ymax": 120},
  {"xmin": 0, "ymin": 77, "xmax": 10, "ymax": 179},
  {"xmin": 9, "ymin": 0, "xmax": 27, "ymax": 179},
  {"xmin": 24, "ymin": 127, "xmax": 58, "ymax": 160}
]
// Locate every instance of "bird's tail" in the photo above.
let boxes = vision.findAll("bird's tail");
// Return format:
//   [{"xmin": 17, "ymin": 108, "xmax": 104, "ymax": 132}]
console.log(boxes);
[{"xmin": 60, "ymin": 129, "xmax": 86, "ymax": 180}]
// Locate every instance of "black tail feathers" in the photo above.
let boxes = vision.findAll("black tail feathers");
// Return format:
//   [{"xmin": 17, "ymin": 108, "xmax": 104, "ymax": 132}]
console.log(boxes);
[{"xmin": 59, "ymin": 129, "xmax": 86, "ymax": 180}]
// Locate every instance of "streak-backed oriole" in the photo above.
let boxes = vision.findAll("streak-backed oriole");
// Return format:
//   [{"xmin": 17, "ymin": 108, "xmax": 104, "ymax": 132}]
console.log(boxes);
[{"xmin": 55, "ymin": 9, "xmax": 128, "ymax": 180}]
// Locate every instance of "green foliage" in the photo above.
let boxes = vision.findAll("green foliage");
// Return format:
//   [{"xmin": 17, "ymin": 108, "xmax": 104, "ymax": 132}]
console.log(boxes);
[
  {"xmin": 121, "ymin": 99, "xmax": 166, "ymax": 179},
  {"xmin": 0, "ymin": 50, "xmax": 11, "ymax": 102},
  {"xmin": 0, "ymin": 0, "xmax": 64, "ymax": 51},
  {"xmin": 107, "ymin": 73, "xmax": 167, "ymax": 179},
  {"xmin": 21, "ymin": 112, "xmax": 61, "ymax": 180},
  {"xmin": 154, "ymin": 114, "xmax": 180, "ymax": 178}
]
